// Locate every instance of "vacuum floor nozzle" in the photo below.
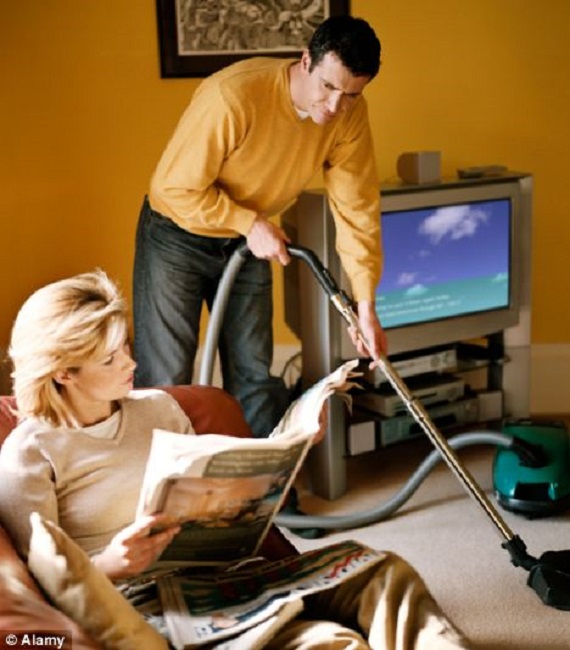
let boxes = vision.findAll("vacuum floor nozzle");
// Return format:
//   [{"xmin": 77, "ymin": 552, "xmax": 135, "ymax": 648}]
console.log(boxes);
[{"xmin": 528, "ymin": 550, "xmax": 570, "ymax": 610}]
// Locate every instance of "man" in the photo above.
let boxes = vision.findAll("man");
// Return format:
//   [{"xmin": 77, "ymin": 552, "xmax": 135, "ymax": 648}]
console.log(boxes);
[{"xmin": 133, "ymin": 15, "xmax": 387, "ymax": 437}]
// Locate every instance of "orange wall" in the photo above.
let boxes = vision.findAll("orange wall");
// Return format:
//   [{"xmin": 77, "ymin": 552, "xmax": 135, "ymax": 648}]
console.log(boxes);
[{"xmin": 1, "ymin": 0, "xmax": 569, "ymax": 357}]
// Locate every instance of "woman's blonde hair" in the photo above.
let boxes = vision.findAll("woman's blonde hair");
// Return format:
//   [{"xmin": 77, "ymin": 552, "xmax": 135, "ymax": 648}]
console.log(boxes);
[{"xmin": 9, "ymin": 270, "xmax": 128, "ymax": 428}]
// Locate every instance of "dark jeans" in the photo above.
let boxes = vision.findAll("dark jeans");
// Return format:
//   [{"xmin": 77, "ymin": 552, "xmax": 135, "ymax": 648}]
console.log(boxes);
[{"xmin": 132, "ymin": 198, "xmax": 290, "ymax": 437}]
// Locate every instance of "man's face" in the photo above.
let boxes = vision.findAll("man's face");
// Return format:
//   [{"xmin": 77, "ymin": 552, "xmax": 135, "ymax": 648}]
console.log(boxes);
[{"xmin": 299, "ymin": 50, "xmax": 370, "ymax": 126}]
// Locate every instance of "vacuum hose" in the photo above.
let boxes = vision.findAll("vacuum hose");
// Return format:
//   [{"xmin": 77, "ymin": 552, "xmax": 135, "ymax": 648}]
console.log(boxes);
[
  {"xmin": 275, "ymin": 431, "xmax": 516, "ymax": 530},
  {"xmin": 198, "ymin": 242, "xmax": 347, "ymax": 386}
]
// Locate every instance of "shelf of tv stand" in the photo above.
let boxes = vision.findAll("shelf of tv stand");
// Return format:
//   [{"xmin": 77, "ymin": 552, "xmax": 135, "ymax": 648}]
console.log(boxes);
[
  {"xmin": 350, "ymin": 402, "xmax": 504, "ymax": 452},
  {"xmin": 455, "ymin": 341, "xmax": 509, "ymax": 370},
  {"xmin": 307, "ymin": 344, "xmax": 527, "ymax": 502},
  {"xmin": 346, "ymin": 337, "xmax": 511, "ymax": 457}
]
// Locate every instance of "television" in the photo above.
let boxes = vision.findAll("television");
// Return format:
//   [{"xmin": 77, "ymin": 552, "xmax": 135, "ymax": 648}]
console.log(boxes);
[{"xmin": 344, "ymin": 177, "xmax": 530, "ymax": 358}]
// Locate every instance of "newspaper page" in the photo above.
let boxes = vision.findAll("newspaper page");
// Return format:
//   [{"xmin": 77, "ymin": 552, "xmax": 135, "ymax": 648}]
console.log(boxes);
[
  {"xmin": 268, "ymin": 359, "xmax": 360, "ymax": 440},
  {"xmin": 158, "ymin": 540, "xmax": 383, "ymax": 650},
  {"xmin": 137, "ymin": 360, "xmax": 361, "ymax": 565}
]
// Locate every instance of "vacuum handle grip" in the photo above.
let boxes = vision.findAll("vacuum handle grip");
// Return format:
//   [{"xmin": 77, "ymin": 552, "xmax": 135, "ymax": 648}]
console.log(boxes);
[
  {"xmin": 236, "ymin": 240, "xmax": 346, "ymax": 299},
  {"xmin": 287, "ymin": 244, "xmax": 343, "ymax": 298}
]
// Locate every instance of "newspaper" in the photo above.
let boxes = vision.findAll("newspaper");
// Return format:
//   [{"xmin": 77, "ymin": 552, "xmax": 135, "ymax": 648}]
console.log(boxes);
[
  {"xmin": 136, "ymin": 359, "xmax": 361, "ymax": 566},
  {"xmin": 158, "ymin": 540, "xmax": 383, "ymax": 650}
]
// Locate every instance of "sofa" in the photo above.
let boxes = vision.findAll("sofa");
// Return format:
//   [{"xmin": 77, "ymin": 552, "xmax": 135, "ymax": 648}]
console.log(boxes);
[{"xmin": 0, "ymin": 385, "xmax": 298, "ymax": 649}]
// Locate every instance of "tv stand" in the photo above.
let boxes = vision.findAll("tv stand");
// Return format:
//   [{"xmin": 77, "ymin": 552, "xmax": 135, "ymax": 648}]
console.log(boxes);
[
  {"xmin": 283, "ymin": 174, "xmax": 532, "ymax": 500},
  {"xmin": 307, "ymin": 330, "xmax": 529, "ymax": 501}
]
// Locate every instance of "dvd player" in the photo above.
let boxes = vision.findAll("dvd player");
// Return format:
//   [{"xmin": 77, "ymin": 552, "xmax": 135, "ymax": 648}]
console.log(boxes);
[
  {"xmin": 370, "ymin": 347, "xmax": 458, "ymax": 384},
  {"xmin": 354, "ymin": 374, "xmax": 465, "ymax": 418},
  {"xmin": 376, "ymin": 397, "xmax": 479, "ymax": 448}
]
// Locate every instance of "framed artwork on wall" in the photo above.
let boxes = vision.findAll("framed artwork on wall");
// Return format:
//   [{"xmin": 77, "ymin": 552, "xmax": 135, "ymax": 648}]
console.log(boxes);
[{"xmin": 156, "ymin": 0, "xmax": 351, "ymax": 78}]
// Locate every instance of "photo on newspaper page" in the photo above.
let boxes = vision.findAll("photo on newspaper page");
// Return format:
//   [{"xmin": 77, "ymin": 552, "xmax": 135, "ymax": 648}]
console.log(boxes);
[{"xmin": 142, "ymin": 433, "xmax": 312, "ymax": 565}]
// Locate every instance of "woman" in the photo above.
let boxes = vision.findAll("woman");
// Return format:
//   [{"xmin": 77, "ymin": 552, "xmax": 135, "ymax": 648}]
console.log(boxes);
[
  {"xmin": 0, "ymin": 270, "xmax": 186, "ymax": 579},
  {"xmin": 0, "ymin": 270, "xmax": 471, "ymax": 649}
]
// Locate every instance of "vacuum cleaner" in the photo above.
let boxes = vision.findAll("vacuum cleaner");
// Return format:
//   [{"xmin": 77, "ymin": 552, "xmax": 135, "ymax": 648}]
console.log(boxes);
[
  {"xmin": 199, "ymin": 240, "xmax": 570, "ymax": 611},
  {"xmin": 494, "ymin": 418, "xmax": 570, "ymax": 518}
]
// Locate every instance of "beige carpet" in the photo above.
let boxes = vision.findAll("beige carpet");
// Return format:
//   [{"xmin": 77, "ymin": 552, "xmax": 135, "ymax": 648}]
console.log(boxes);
[{"xmin": 282, "ymin": 436, "xmax": 570, "ymax": 650}]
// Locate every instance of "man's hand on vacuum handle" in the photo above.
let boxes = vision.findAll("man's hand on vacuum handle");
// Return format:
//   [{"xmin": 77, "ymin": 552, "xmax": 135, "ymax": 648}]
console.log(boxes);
[
  {"xmin": 247, "ymin": 216, "xmax": 291, "ymax": 265},
  {"xmin": 350, "ymin": 300, "xmax": 388, "ymax": 367}
]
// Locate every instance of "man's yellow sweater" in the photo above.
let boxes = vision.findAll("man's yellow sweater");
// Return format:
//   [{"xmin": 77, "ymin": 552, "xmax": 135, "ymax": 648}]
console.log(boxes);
[{"xmin": 149, "ymin": 57, "xmax": 382, "ymax": 302}]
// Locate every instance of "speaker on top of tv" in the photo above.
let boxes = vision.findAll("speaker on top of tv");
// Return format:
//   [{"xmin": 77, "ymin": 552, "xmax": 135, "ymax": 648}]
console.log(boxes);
[{"xmin": 397, "ymin": 151, "xmax": 441, "ymax": 185}]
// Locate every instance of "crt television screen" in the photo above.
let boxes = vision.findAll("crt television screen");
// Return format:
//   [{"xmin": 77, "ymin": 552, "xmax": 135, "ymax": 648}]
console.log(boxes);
[{"xmin": 376, "ymin": 198, "xmax": 511, "ymax": 330}]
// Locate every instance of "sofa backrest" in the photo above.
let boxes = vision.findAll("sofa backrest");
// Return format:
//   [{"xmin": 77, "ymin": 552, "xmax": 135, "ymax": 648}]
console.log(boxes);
[{"xmin": 0, "ymin": 385, "xmax": 253, "ymax": 447}]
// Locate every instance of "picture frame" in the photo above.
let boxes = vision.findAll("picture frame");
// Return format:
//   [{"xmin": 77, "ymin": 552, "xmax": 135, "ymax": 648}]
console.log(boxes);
[{"xmin": 156, "ymin": 1, "xmax": 351, "ymax": 78}]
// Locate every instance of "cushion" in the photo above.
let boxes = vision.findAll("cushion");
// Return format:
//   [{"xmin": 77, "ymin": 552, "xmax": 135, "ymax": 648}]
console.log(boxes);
[
  {"xmin": 0, "ymin": 526, "xmax": 102, "ymax": 649},
  {"xmin": 27, "ymin": 513, "xmax": 168, "ymax": 650}
]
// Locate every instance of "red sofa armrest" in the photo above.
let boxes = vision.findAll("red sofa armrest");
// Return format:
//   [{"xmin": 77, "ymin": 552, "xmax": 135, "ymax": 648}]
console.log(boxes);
[{"xmin": 0, "ymin": 395, "xmax": 17, "ymax": 447}]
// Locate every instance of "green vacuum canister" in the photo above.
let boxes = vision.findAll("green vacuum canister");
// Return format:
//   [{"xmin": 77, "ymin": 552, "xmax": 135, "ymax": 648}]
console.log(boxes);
[{"xmin": 493, "ymin": 418, "xmax": 570, "ymax": 518}]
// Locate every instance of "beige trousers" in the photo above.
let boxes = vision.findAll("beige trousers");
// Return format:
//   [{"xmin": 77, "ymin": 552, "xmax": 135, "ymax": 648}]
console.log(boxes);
[{"xmin": 264, "ymin": 552, "xmax": 471, "ymax": 650}]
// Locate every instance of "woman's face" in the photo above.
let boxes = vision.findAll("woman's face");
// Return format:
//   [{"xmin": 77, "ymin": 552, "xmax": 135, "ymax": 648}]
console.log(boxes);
[
  {"xmin": 69, "ymin": 340, "xmax": 136, "ymax": 401},
  {"xmin": 59, "ymin": 337, "xmax": 137, "ymax": 424}
]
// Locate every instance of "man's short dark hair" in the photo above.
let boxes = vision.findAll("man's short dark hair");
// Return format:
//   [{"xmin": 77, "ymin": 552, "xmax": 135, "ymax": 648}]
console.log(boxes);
[{"xmin": 307, "ymin": 15, "xmax": 381, "ymax": 79}]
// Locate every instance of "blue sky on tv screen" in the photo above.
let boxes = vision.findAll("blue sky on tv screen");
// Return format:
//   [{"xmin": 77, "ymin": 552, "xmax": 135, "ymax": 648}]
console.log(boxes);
[{"xmin": 377, "ymin": 199, "xmax": 511, "ymax": 329}]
